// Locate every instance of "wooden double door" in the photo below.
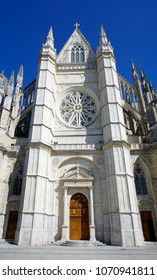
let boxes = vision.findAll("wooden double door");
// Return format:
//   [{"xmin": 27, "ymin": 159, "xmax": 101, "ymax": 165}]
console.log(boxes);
[
  {"xmin": 140, "ymin": 211, "xmax": 156, "ymax": 241},
  {"xmin": 70, "ymin": 193, "xmax": 89, "ymax": 240}
]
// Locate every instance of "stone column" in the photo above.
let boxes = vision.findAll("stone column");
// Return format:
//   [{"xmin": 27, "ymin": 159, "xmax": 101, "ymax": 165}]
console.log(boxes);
[
  {"xmin": 89, "ymin": 187, "xmax": 96, "ymax": 241},
  {"xmin": 61, "ymin": 187, "xmax": 69, "ymax": 241}
]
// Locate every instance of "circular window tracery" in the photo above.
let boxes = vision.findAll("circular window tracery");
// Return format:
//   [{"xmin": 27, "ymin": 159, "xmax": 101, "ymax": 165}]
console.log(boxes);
[{"xmin": 59, "ymin": 91, "xmax": 98, "ymax": 127}]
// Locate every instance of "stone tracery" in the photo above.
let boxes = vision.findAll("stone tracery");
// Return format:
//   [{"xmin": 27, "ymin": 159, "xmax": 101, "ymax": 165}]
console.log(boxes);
[{"xmin": 60, "ymin": 91, "xmax": 97, "ymax": 127}]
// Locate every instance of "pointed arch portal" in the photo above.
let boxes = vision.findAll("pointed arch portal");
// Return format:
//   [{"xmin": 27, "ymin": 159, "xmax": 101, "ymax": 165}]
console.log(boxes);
[{"xmin": 70, "ymin": 193, "xmax": 89, "ymax": 240}]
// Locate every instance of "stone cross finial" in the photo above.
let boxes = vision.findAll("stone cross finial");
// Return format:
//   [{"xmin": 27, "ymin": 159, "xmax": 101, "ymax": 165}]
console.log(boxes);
[{"xmin": 74, "ymin": 22, "xmax": 80, "ymax": 29}]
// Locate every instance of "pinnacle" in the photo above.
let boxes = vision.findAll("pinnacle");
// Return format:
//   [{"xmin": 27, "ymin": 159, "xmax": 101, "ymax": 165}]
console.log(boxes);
[
  {"xmin": 131, "ymin": 60, "xmax": 136, "ymax": 71},
  {"xmin": 97, "ymin": 24, "xmax": 114, "ymax": 56},
  {"xmin": 149, "ymin": 82, "xmax": 156, "ymax": 98},
  {"xmin": 6, "ymin": 71, "xmax": 14, "ymax": 96},
  {"xmin": 47, "ymin": 26, "xmax": 54, "ymax": 39},
  {"xmin": 131, "ymin": 60, "xmax": 138, "ymax": 77},
  {"xmin": 140, "ymin": 67, "xmax": 149, "ymax": 90},
  {"xmin": 100, "ymin": 24, "xmax": 106, "ymax": 37},
  {"xmin": 150, "ymin": 81, "xmax": 154, "ymax": 91},
  {"xmin": 45, "ymin": 26, "xmax": 54, "ymax": 49},
  {"xmin": 16, "ymin": 65, "xmax": 23, "ymax": 88},
  {"xmin": 99, "ymin": 24, "xmax": 108, "ymax": 45},
  {"xmin": 9, "ymin": 71, "xmax": 14, "ymax": 86},
  {"xmin": 140, "ymin": 67, "xmax": 148, "ymax": 81}
]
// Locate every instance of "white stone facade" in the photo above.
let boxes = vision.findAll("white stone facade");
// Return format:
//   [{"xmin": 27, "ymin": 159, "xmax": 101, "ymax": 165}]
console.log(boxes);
[{"xmin": 0, "ymin": 25, "xmax": 157, "ymax": 246}]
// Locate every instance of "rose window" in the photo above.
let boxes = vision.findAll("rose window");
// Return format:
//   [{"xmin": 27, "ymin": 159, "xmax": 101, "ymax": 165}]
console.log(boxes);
[{"xmin": 60, "ymin": 92, "xmax": 97, "ymax": 127}]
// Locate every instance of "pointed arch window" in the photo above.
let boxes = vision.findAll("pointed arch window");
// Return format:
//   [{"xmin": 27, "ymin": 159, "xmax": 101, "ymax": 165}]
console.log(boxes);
[
  {"xmin": 14, "ymin": 111, "xmax": 31, "ymax": 138},
  {"xmin": 71, "ymin": 46, "xmax": 85, "ymax": 63},
  {"xmin": 134, "ymin": 164, "xmax": 148, "ymax": 195},
  {"xmin": 120, "ymin": 83, "xmax": 125, "ymax": 100},
  {"xmin": 12, "ymin": 166, "xmax": 23, "ymax": 195}
]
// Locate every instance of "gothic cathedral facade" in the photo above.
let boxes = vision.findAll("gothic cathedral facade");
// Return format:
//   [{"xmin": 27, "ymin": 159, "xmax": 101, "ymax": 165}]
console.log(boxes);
[{"xmin": 0, "ymin": 25, "xmax": 157, "ymax": 246}]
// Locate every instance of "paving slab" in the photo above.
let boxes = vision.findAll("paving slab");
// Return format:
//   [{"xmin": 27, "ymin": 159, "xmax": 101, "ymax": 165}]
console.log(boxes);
[{"xmin": 0, "ymin": 243, "xmax": 157, "ymax": 260}]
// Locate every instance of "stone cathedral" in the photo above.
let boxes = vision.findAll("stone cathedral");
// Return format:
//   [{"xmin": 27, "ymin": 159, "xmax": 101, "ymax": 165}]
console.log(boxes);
[{"xmin": 0, "ymin": 24, "xmax": 157, "ymax": 247}]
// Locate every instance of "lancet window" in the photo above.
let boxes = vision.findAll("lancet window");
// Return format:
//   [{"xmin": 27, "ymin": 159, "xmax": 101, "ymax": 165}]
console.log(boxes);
[
  {"xmin": 71, "ymin": 45, "xmax": 85, "ymax": 63},
  {"xmin": 14, "ymin": 111, "xmax": 31, "ymax": 138},
  {"xmin": 12, "ymin": 166, "xmax": 23, "ymax": 195},
  {"xmin": 134, "ymin": 164, "xmax": 148, "ymax": 195}
]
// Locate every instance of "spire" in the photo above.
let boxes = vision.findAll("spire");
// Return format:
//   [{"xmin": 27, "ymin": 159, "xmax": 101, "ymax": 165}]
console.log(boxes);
[
  {"xmin": 45, "ymin": 26, "xmax": 54, "ymax": 49},
  {"xmin": 16, "ymin": 65, "xmax": 23, "ymax": 88}
]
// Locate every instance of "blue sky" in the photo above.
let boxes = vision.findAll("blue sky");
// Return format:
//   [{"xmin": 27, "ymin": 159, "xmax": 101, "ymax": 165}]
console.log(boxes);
[{"xmin": 0, "ymin": 0, "xmax": 157, "ymax": 88}]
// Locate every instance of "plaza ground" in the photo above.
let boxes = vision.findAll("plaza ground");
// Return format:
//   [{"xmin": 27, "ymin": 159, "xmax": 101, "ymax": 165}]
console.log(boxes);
[{"xmin": 0, "ymin": 242, "xmax": 157, "ymax": 260}]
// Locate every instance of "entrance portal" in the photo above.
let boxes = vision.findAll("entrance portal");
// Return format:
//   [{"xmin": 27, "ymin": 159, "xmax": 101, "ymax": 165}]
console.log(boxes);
[
  {"xmin": 70, "ymin": 193, "xmax": 89, "ymax": 240},
  {"xmin": 6, "ymin": 211, "xmax": 18, "ymax": 240},
  {"xmin": 140, "ymin": 211, "xmax": 156, "ymax": 241}
]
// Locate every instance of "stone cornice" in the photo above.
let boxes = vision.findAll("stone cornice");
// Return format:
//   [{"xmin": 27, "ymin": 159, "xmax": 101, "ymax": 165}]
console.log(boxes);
[
  {"xmin": 103, "ymin": 140, "xmax": 131, "ymax": 151},
  {"xmin": 63, "ymin": 181, "xmax": 93, "ymax": 188},
  {"xmin": 25, "ymin": 141, "xmax": 53, "ymax": 153},
  {"xmin": 20, "ymin": 211, "xmax": 55, "ymax": 216},
  {"xmin": 0, "ymin": 144, "xmax": 21, "ymax": 157},
  {"xmin": 57, "ymin": 63, "xmax": 96, "ymax": 71},
  {"xmin": 96, "ymin": 49, "xmax": 115, "ymax": 61},
  {"xmin": 62, "ymin": 177, "xmax": 93, "ymax": 182},
  {"xmin": 130, "ymin": 142, "xmax": 157, "ymax": 153},
  {"xmin": 53, "ymin": 143, "xmax": 102, "ymax": 151}
]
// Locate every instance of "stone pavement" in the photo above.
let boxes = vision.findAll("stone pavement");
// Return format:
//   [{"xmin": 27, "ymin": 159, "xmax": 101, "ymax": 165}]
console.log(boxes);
[{"xmin": 0, "ymin": 242, "xmax": 157, "ymax": 260}]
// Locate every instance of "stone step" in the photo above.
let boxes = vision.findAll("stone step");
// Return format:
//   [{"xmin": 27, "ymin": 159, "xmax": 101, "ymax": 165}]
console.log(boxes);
[
  {"xmin": 144, "ymin": 241, "xmax": 157, "ymax": 246},
  {"xmin": 0, "ymin": 239, "xmax": 12, "ymax": 245},
  {"xmin": 51, "ymin": 240, "xmax": 105, "ymax": 247}
]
